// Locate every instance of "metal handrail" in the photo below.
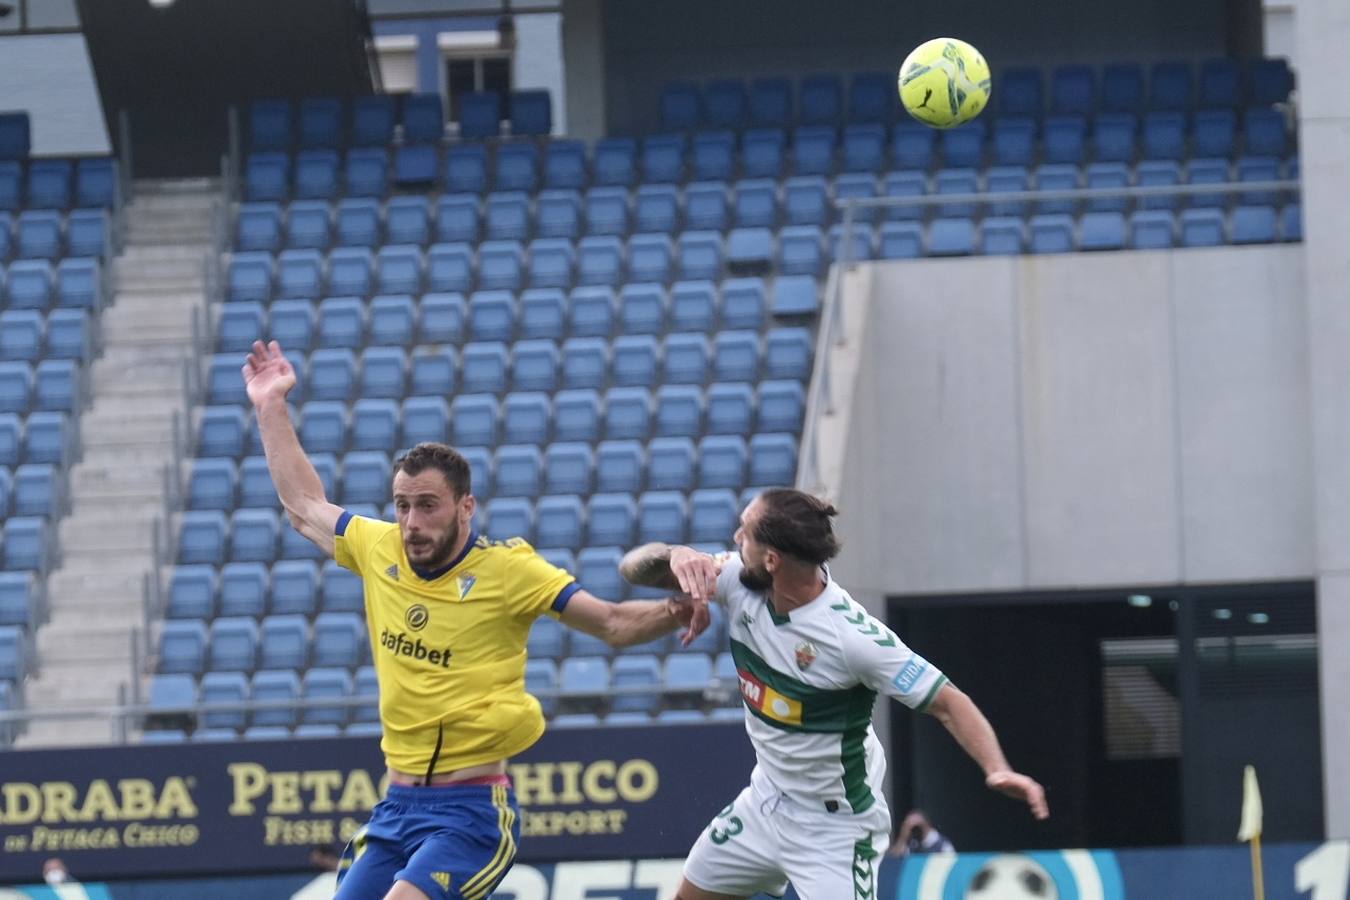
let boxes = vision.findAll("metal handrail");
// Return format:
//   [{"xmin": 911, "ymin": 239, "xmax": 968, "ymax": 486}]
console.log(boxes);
[{"xmin": 797, "ymin": 177, "xmax": 1303, "ymax": 493}]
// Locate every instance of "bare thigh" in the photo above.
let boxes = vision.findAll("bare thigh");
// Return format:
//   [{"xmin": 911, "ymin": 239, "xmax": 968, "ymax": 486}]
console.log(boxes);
[
  {"xmin": 672, "ymin": 878, "xmax": 749, "ymax": 900},
  {"xmin": 384, "ymin": 880, "xmax": 430, "ymax": 900}
]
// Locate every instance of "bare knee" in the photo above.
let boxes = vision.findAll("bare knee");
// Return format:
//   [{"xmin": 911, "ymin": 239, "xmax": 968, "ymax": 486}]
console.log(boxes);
[{"xmin": 383, "ymin": 880, "xmax": 430, "ymax": 900}]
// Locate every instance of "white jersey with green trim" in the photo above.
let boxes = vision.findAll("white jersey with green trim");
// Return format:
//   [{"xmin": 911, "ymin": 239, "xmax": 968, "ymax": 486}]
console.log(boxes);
[{"xmin": 715, "ymin": 554, "xmax": 948, "ymax": 820}]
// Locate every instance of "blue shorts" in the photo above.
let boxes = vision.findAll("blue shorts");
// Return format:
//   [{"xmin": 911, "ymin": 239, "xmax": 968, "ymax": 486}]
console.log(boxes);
[{"xmin": 335, "ymin": 781, "xmax": 521, "ymax": 900}]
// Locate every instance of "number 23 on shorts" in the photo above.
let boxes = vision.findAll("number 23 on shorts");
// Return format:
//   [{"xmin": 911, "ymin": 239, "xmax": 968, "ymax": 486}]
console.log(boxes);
[{"xmin": 709, "ymin": 802, "xmax": 744, "ymax": 845}]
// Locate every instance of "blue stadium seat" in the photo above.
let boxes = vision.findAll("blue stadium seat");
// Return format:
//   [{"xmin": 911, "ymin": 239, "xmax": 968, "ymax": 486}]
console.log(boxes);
[
  {"xmin": 402, "ymin": 93, "xmax": 444, "ymax": 143},
  {"xmin": 553, "ymin": 389, "xmax": 602, "ymax": 443},
  {"xmin": 742, "ymin": 129, "xmax": 786, "ymax": 179},
  {"xmin": 629, "ymin": 234, "xmax": 674, "ymax": 284},
  {"xmin": 55, "ymin": 258, "xmax": 100, "ymax": 310},
  {"xmin": 0, "ymin": 310, "xmax": 41, "ymax": 362},
  {"xmin": 647, "ymin": 437, "xmax": 696, "ymax": 491},
  {"xmin": 1237, "ymin": 155, "xmax": 1281, "ymax": 205},
  {"xmin": 979, "ymin": 216, "xmax": 1025, "ymax": 255},
  {"xmin": 315, "ymin": 296, "xmax": 364, "ymax": 350},
  {"xmin": 841, "ymin": 124, "xmax": 885, "ymax": 173},
  {"xmin": 449, "ymin": 394, "xmax": 497, "ymax": 446},
  {"xmin": 834, "ymin": 172, "xmax": 879, "ymax": 225},
  {"xmin": 1129, "ymin": 210, "xmax": 1176, "ymax": 249},
  {"xmin": 344, "ymin": 148, "xmax": 388, "ymax": 198},
  {"xmin": 1128, "ymin": 160, "xmax": 1179, "ymax": 212},
  {"xmin": 508, "ymin": 90, "xmax": 551, "ymax": 138},
  {"xmin": 698, "ymin": 434, "xmax": 747, "ymax": 490},
  {"xmin": 1231, "ymin": 205, "xmax": 1278, "ymax": 244},
  {"xmin": 198, "ymin": 671, "xmax": 247, "ymax": 731},
  {"xmin": 594, "ymin": 138, "xmax": 637, "ymax": 187},
  {"xmin": 485, "ymin": 191, "xmax": 531, "ymax": 242},
  {"xmin": 663, "ymin": 333, "xmax": 709, "ymax": 384},
  {"xmin": 426, "ymin": 243, "xmax": 473, "ymax": 295},
  {"xmin": 0, "ymin": 623, "xmax": 25, "ymax": 679},
  {"xmin": 939, "ymin": 123, "xmax": 984, "ymax": 169},
  {"xmin": 271, "ymin": 559, "xmax": 320, "ymax": 617},
  {"xmin": 757, "ymin": 380, "xmax": 805, "ymax": 432},
  {"xmin": 402, "ymin": 396, "xmax": 453, "ymax": 448},
  {"xmin": 301, "ymin": 667, "xmax": 352, "ymax": 726},
  {"xmin": 0, "ymin": 165, "xmax": 17, "ymax": 213},
  {"xmin": 733, "ymin": 179, "xmax": 778, "ymax": 229},
  {"xmin": 75, "ymin": 158, "xmax": 118, "ymax": 209},
  {"xmin": 801, "ymin": 75, "xmax": 844, "ymax": 124},
  {"xmin": 445, "ymin": 145, "xmax": 489, "ymax": 194},
  {"xmin": 238, "ymin": 203, "xmax": 283, "ymax": 252},
  {"xmin": 997, "ymin": 68, "xmax": 1042, "ymax": 116},
  {"xmin": 890, "ymin": 123, "xmax": 935, "ymax": 171},
  {"xmin": 519, "ymin": 288, "xmax": 566, "ymax": 339},
  {"xmin": 365, "ymin": 294, "xmax": 415, "ymax": 347},
  {"xmin": 312, "ymin": 612, "xmax": 364, "ymax": 668},
  {"xmin": 250, "ymin": 99, "xmax": 291, "ymax": 151},
  {"xmin": 208, "ymin": 616, "xmax": 259, "ymax": 672},
  {"xmin": 198, "ymin": 406, "xmax": 246, "ymax": 458},
  {"xmin": 763, "ymin": 328, "xmax": 812, "ymax": 380},
  {"xmin": 1050, "ymin": 65, "xmax": 1095, "ymax": 115},
  {"xmin": 159, "ymin": 620, "xmax": 208, "ymax": 674},
  {"xmin": 536, "ymin": 190, "xmax": 582, "ymax": 240},
  {"xmin": 934, "ymin": 168, "xmax": 979, "ymax": 218},
  {"xmin": 544, "ymin": 140, "xmax": 588, "ymax": 190},
  {"xmin": 878, "ymin": 171, "xmax": 924, "ymax": 224},
  {"xmin": 384, "ymin": 196, "xmax": 430, "ymax": 246},
  {"xmin": 654, "ymin": 383, "xmax": 704, "ymax": 438},
  {"xmin": 1180, "ymin": 208, "xmax": 1225, "ymax": 246},
  {"xmin": 993, "ymin": 117, "xmax": 1037, "ymax": 166},
  {"xmin": 571, "ymin": 546, "xmax": 621, "ymax": 601},
  {"xmin": 275, "ymin": 249, "xmax": 323, "ymax": 300},
  {"xmin": 250, "ymin": 669, "xmax": 301, "ymax": 727},
  {"xmin": 461, "ymin": 341, "xmax": 509, "ymax": 394},
  {"xmin": 17, "ymin": 210, "xmax": 62, "ymax": 260},
  {"xmin": 705, "ymin": 381, "xmax": 754, "ymax": 435},
  {"xmin": 677, "ymin": 231, "xmax": 722, "ymax": 281},
  {"xmin": 246, "ymin": 152, "xmax": 289, "ymax": 202},
  {"xmin": 588, "ymin": 493, "xmax": 638, "ymax": 547},
  {"xmin": 349, "ymin": 665, "xmax": 379, "ymax": 723},
  {"xmin": 792, "ymin": 126, "xmax": 835, "ymax": 175},
  {"xmin": 459, "ymin": 91, "xmax": 501, "ymax": 140},
  {"xmin": 434, "ymin": 195, "xmax": 480, "ymax": 246},
  {"xmin": 1249, "ymin": 58, "xmax": 1293, "ymax": 107},
  {"xmin": 611, "ymin": 655, "xmax": 662, "ymax": 715},
  {"xmin": 612, "ymin": 335, "xmax": 659, "ymax": 387},
  {"xmin": 771, "ymin": 275, "xmax": 818, "ymax": 317},
  {"xmin": 511, "ymin": 340, "xmax": 559, "ymax": 393},
  {"xmin": 1036, "ymin": 162, "xmax": 1081, "ymax": 215},
  {"xmin": 848, "ymin": 72, "xmax": 892, "ymax": 123},
  {"xmin": 1041, "ymin": 115, "xmax": 1087, "ymax": 164},
  {"xmin": 295, "ymin": 150, "xmax": 340, "ymax": 200},
  {"xmin": 495, "ymin": 445, "xmax": 543, "ymax": 498},
  {"xmin": 692, "ymin": 132, "xmax": 735, "ymax": 182},
  {"xmin": 1193, "ymin": 109, "xmax": 1237, "ymax": 159},
  {"xmin": 1028, "ymin": 214, "xmax": 1075, "ymax": 254},
  {"xmin": 376, "ymin": 245, "xmax": 422, "ymax": 295},
  {"xmin": 1101, "ymin": 63, "xmax": 1144, "ymax": 113},
  {"xmin": 67, "ymin": 208, "xmax": 107, "ymax": 258},
  {"xmin": 634, "ymin": 185, "xmax": 680, "ymax": 234},
  {"xmin": 1186, "ymin": 157, "xmax": 1229, "ymax": 209},
  {"xmin": 468, "ymin": 290, "xmax": 515, "ymax": 343},
  {"xmin": 495, "ymin": 142, "xmax": 539, "ymax": 192},
  {"xmin": 535, "ymin": 494, "xmax": 584, "ymax": 550},
  {"xmin": 577, "ymin": 236, "xmax": 624, "ymax": 287},
  {"xmin": 25, "ymin": 410, "xmax": 73, "ymax": 465},
  {"xmin": 659, "ymin": 82, "xmax": 701, "ymax": 131},
  {"xmin": 1079, "ymin": 211, "xmax": 1127, "ymax": 251},
  {"xmin": 145, "ymin": 674, "xmax": 196, "ymax": 733},
  {"xmin": 319, "ymin": 560, "xmax": 363, "ymax": 616},
  {"xmin": 668, "ymin": 280, "xmax": 717, "ymax": 333},
  {"xmin": 705, "ymin": 80, "xmax": 748, "ymax": 129},
  {"xmin": 486, "ymin": 496, "xmax": 534, "ymax": 542},
  {"xmin": 664, "ymin": 653, "xmax": 713, "ymax": 697},
  {"xmin": 984, "ymin": 165, "xmax": 1030, "ymax": 217},
  {"xmin": 231, "ymin": 508, "xmax": 279, "ymax": 563},
  {"xmin": 32, "ymin": 358, "xmax": 77, "ymax": 412},
  {"xmin": 238, "ymin": 455, "xmax": 281, "ymax": 509},
  {"xmin": 544, "ymin": 443, "xmax": 593, "ymax": 496},
  {"xmin": 560, "ymin": 337, "xmax": 607, "ymax": 390},
  {"xmin": 0, "ymin": 415, "xmax": 17, "ymax": 467},
  {"xmin": 259, "ymin": 614, "xmax": 309, "ymax": 670},
  {"xmin": 751, "ymin": 78, "xmax": 793, "ymax": 128},
  {"xmin": 828, "ymin": 223, "xmax": 873, "ymax": 262},
  {"xmin": 1149, "ymin": 61, "xmax": 1193, "ymax": 111},
  {"xmin": 263, "ymin": 299, "xmax": 313, "ymax": 353},
  {"xmin": 689, "ymin": 489, "xmax": 739, "ymax": 544},
  {"xmin": 299, "ymin": 97, "xmax": 342, "ymax": 150},
  {"xmin": 188, "ymin": 458, "xmax": 237, "ymax": 510},
  {"xmin": 308, "ymin": 348, "xmax": 357, "ymax": 401},
  {"xmin": 350, "ymin": 398, "xmax": 399, "ymax": 452},
  {"xmin": 1281, "ymin": 202, "xmax": 1302, "ymax": 242},
  {"xmin": 409, "ymin": 343, "xmax": 457, "ymax": 395},
  {"xmin": 641, "ymin": 134, "xmax": 685, "ymax": 184},
  {"xmin": 283, "ymin": 201, "xmax": 329, "ymax": 252},
  {"xmin": 584, "ymin": 186, "xmax": 629, "ymax": 237},
  {"xmin": 604, "ymin": 386, "xmax": 652, "ymax": 440},
  {"xmin": 528, "ymin": 618, "xmax": 566, "ymax": 662},
  {"xmin": 726, "ymin": 227, "xmax": 773, "ymax": 271},
  {"xmin": 25, "ymin": 159, "xmax": 73, "ymax": 212},
  {"xmin": 783, "ymin": 176, "xmax": 829, "ymax": 226},
  {"xmin": 710, "ymin": 279, "xmax": 760, "ymax": 333},
  {"xmin": 748, "ymin": 433, "xmax": 798, "ymax": 487},
  {"xmin": 12, "ymin": 463, "xmax": 59, "ymax": 517},
  {"xmin": 478, "ymin": 240, "xmax": 524, "ymax": 291},
  {"xmin": 342, "ymin": 451, "xmax": 390, "ymax": 506},
  {"xmin": 1142, "ymin": 112, "xmax": 1186, "ymax": 160},
  {"xmin": 1092, "ymin": 114, "xmax": 1137, "ymax": 164}
]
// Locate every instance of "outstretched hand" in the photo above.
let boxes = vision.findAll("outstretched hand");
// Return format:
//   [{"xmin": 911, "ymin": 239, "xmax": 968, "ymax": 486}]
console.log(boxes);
[
  {"xmin": 986, "ymin": 771, "xmax": 1050, "ymax": 820},
  {"xmin": 666, "ymin": 593, "xmax": 712, "ymax": 648},
  {"xmin": 242, "ymin": 340, "xmax": 297, "ymax": 408}
]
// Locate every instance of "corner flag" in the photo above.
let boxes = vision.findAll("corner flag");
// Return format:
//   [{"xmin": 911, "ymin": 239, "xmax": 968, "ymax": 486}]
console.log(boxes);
[{"xmin": 1237, "ymin": 765, "xmax": 1264, "ymax": 842}]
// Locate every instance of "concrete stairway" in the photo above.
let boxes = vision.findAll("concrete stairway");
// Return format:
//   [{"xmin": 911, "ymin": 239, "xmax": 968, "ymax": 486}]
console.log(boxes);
[{"xmin": 17, "ymin": 178, "xmax": 219, "ymax": 747}]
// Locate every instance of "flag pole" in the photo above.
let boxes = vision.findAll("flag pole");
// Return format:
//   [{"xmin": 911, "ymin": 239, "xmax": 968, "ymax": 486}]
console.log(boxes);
[{"xmin": 1250, "ymin": 832, "xmax": 1265, "ymax": 900}]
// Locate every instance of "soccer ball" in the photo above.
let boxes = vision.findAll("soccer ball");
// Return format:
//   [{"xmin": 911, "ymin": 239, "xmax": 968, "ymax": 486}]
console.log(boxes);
[
  {"xmin": 964, "ymin": 854, "xmax": 1059, "ymax": 900},
  {"xmin": 898, "ymin": 37, "xmax": 992, "ymax": 128}
]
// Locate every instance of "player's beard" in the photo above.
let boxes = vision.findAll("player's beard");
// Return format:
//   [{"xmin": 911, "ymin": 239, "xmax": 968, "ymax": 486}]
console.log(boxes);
[
  {"xmin": 738, "ymin": 562, "xmax": 773, "ymax": 593},
  {"xmin": 404, "ymin": 518, "xmax": 461, "ymax": 570}
]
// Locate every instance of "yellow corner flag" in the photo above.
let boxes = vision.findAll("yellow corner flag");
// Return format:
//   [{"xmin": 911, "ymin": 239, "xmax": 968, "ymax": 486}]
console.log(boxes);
[
  {"xmin": 1238, "ymin": 765, "xmax": 1264, "ymax": 841},
  {"xmin": 1238, "ymin": 765, "xmax": 1265, "ymax": 900}
]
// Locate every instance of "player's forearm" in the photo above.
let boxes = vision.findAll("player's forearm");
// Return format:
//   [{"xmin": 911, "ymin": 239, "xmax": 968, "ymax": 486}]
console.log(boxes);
[
  {"xmin": 255, "ymin": 396, "xmax": 329, "ymax": 516},
  {"xmin": 617, "ymin": 543, "xmax": 681, "ymax": 589},
  {"xmin": 931, "ymin": 686, "xmax": 1012, "ymax": 777},
  {"xmin": 600, "ymin": 598, "xmax": 683, "ymax": 647}
]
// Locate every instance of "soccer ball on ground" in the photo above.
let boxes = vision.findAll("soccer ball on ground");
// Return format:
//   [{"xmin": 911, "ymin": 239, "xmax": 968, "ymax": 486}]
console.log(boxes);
[{"xmin": 898, "ymin": 37, "xmax": 992, "ymax": 129}]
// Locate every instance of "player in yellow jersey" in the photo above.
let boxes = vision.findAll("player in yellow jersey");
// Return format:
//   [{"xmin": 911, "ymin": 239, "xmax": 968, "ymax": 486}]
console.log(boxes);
[{"xmin": 243, "ymin": 341, "xmax": 709, "ymax": 900}]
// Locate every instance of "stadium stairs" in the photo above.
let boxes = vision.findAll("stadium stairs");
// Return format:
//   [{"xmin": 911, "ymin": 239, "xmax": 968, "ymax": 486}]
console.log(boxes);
[{"xmin": 18, "ymin": 179, "xmax": 215, "ymax": 746}]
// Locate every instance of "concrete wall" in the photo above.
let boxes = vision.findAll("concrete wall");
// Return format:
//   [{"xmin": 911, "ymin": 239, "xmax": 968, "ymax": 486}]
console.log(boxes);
[
  {"xmin": 828, "ymin": 246, "xmax": 1313, "ymax": 598},
  {"xmin": 0, "ymin": 33, "xmax": 109, "ymax": 155}
]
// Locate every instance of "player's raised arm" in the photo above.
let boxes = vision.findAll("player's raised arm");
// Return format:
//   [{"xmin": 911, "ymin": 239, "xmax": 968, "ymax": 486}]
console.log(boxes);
[
  {"xmin": 925, "ymin": 683, "xmax": 1050, "ymax": 820},
  {"xmin": 559, "ymin": 588, "xmax": 710, "ymax": 649},
  {"xmin": 242, "ymin": 340, "xmax": 344, "ymax": 558},
  {"xmin": 618, "ymin": 542, "xmax": 721, "ymax": 602}
]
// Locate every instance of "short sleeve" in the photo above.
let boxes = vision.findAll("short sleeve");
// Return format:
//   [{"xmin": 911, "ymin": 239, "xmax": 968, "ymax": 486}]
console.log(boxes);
[
  {"xmin": 505, "ymin": 539, "xmax": 578, "ymax": 619},
  {"xmin": 712, "ymin": 551, "xmax": 741, "ymax": 608},
  {"xmin": 837, "ymin": 601, "xmax": 948, "ymax": 712},
  {"xmin": 333, "ymin": 513, "xmax": 397, "ymax": 575}
]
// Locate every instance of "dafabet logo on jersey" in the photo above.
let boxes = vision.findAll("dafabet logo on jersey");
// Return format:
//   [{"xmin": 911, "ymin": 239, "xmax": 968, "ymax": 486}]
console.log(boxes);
[{"xmin": 736, "ymin": 668, "xmax": 803, "ymax": 726}]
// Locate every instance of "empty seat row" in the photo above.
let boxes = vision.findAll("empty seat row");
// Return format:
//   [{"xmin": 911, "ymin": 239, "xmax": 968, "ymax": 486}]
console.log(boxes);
[
  {"xmin": 207, "ymin": 331, "xmax": 813, "ymax": 406},
  {"xmin": 0, "ymin": 571, "xmax": 44, "ymax": 630},
  {"xmin": 1, "ymin": 258, "xmax": 103, "ymax": 311},
  {"xmin": 527, "ymin": 651, "xmax": 737, "ymax": 717},
  {"xmin": 141, "ymin": 722, "xmax": 385, "ymax": 742},
  {"xmin": 0, "ymin": 209, "xmax": 108, "ymax": 261},
  {"xmin": 0, "ymin": 462, "xmax": 67, "ymax": 518},
  {"xmin": 248, "ymin": 90, "xmax": 552, "ymax": 153},
  {"xmin": 167, "ymin": 560, "xmax": 363, "ymax": 620},
  {"xmin": 0, "ymin": 308, "xmax": 93, "ymax": 362},
  {"xmin": 0, "ymin": 411, "xmax": 76, "ymax": 468},
  {"xmin": 658, "ymin": 59, "xmax": 1293, "ymax": 131},
  {"xmin": 0, "ymin": 516, "xmax": 55, "ymax": 573},
  {"xmin": 148, "ymin": 666, "xmax": 376, "ymax": 730},
  {"xmin": 157, "ymin": 612, "xmax": 367, "ymax": 674},
  {"xmin": 0, "ymin": 158, "xmax": 119, "ymax": 212},
  {"xmin": 0, "ymin": 359, "xmax": 84, "ymax": 414}
]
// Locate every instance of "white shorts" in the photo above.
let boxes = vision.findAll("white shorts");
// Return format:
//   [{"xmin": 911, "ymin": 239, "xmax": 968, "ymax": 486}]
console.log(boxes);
[{"xmin": 683, "ymin": 768, "xmax": 891, "ymax": 900}]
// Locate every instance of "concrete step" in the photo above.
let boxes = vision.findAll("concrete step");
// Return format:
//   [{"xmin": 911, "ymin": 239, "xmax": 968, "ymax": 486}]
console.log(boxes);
[
  {"xmin": 133, "ymin": 177, "xmax": 221, "ymax": 194},
  {"xmin": 37, "ymin": 624, "xmax": 138, "ymax": 662},
  {"xmin": 59, "ymin": 516, "xmax": 159, "ymax": 553},
  {"xmin": 72, "ymin": 463, "xmax": 168, "ymax": 495},
  {"xmin": 81, "ymin": 446, "xmax": 176, "ymax": 471},
  {"xmin": 15, "ymin": 721, "xmax": 126, "ymax": 749},
  {"xmin": 124, "ymin": 227, "xmax": 215, "ymax": 244},
  {"xmin": 119, "ymin": 244, "xmax": 213, "ymax": 263},
  {"xmin": 54, "ymin": 550, "xmax": 161, "ymax": 576},
  {"xmin": 48, "ymin": 567, "xmax": 154, "ymax": 600},
  {"xmin": 78, "ymin": 423, "xmax": 178, "ymax": 449},
  {"xmin": 89, "ymin": 354, "xmax": 190, "ymax": 384},
  {"xmin": 105, "ymin": 293, "xmax": 203, "ymax": 315}
]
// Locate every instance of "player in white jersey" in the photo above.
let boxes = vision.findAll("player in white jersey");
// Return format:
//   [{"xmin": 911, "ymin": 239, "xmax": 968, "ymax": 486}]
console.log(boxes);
[{"xmin": 620, "ymin": 488, "xmax": 1048, "ymax": 900}]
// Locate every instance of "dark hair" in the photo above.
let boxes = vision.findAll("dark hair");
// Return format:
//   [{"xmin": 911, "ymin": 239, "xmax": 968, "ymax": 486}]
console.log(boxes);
[
  {"xmin": 393, "ymin": 443, "xmax": 471, "ymax": 497},
  {"xmin": 752, "ymin": 488, "xmax": 841, "ymax": 565}
]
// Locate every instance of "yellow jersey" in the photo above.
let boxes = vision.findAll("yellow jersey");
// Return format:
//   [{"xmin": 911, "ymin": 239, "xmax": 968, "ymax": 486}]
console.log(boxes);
[{"xmin": 333, "ymin": 512, "xmax": 578, "ymax": 775}]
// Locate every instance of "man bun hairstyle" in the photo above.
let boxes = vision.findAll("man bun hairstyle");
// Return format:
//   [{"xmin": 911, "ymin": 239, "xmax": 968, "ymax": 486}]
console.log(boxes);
[
  {"xmin": 752, "ymin": 488, "xmax": 841, "ymax": 566},
  {"xmin": 394, "ymin": 443, "xmax": 472, "ymax": 497}
]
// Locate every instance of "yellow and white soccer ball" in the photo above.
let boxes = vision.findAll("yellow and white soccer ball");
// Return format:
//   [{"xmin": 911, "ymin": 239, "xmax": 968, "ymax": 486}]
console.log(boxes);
[{"xmin": 898, "ymin": 37, "xmax": 992, "ymax": 129}]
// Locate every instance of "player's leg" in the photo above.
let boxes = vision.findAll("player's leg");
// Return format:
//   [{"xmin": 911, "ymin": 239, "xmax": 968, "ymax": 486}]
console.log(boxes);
[
  {"xmin": 680, "ymin": 786, "xmax": 790, "ymax": 900},
  {"xmin": 334, "ymin": 822, "xmax": 408, "ymax": 900},
  {"xmin": 777, "ymin": 816, "xmax": 888, "ymax": 900},
  {"xmin": 395, "ymin": 782, "xmax": 522, "ymax": 900}
]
